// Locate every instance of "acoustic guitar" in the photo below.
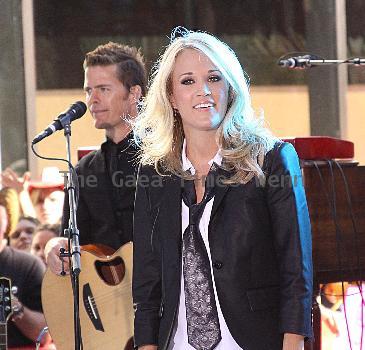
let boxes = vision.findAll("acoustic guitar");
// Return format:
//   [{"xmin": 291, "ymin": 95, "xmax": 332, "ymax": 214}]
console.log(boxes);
[
  {"xmin": 41, "ymin": 242, "xmax": 134, "ymax": 350},
  {"xmin": 0, "ymin": 277, "xmax": 13, "ymax": 350}
]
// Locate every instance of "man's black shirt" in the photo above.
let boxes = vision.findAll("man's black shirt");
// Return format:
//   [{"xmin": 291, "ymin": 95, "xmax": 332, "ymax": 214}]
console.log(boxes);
[{"xmin": 62, "ymin": 133, "xmax": 139, "ymax": 249}]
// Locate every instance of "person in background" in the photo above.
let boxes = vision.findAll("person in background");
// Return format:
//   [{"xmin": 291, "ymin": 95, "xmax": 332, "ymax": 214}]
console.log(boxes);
[
  {"xmin": 8, "ymin": 216, "xmax": 40, "ymax": 251},
  {"xmin": 1, "ymin": 166, "xmax": 65, "ymax": 225},
  {"xmin": 0, "ymin": 187, "xmax": 20, "ymax": 239},
  {"xmin": 28, "ymin": 167, "xmax": 65, "ymax": 225},
  {"xmin": 343, "ymin": 282, "xmax": 365, "ymax": 350},
  {"xmin": 1, "ymin": 167, "xmax": 34, "ymax": 218},
  {"xmin": 31, "ymin": 223, "xmax": 60, "ymax": 265},
  {"xmin": 132, "ymin": 28, "xmax": 313, "ymax": 350},
  {"xmin": 0, "ymin": 190, "xmax": 50, "ymax": 348},
  {"xmin": 319, "ymin": 283, "xmax": 348, "ymax": 349}
]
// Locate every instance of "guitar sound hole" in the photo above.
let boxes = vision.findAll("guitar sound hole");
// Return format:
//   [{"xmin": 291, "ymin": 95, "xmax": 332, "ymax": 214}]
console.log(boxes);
[{"xmin": 94, "ymin": 257, "xmax": 125, "ymax": 285}]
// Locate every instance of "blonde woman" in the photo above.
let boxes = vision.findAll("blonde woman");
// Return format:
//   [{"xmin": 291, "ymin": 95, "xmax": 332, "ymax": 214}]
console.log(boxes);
[{"xmin": 133, "ymin": 28, "xmax": 313, "ymax": 350}]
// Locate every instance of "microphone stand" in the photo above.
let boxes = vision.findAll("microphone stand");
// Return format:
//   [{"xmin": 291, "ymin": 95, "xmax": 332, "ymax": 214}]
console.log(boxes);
[
  {"xmin": 59, "ymin": 116, "xmax": 82, "ymax": 350},
  {"xmin": 305, "ymin": 57, "xmax": 365, "ymax": 67},
  {"xmin": 279, "ymin": 55, "xmax": 365, "ymax": 69}
]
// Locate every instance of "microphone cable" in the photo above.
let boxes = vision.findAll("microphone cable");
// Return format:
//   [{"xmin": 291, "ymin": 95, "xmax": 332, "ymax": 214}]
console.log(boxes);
[
  {"xmin": 334, "ymin": 160, "xmax": 364, "ymax": 349},
  {"xmin": 31, "ymin": 143, "xmax": 79, "ymax": 209},
  {"xmin": 312, "ymin": 159, "xmax": 353, "ymax": 350},
  {"xmin": 311, "ymin": 159, "xmax": 364, "ymax": 350}
]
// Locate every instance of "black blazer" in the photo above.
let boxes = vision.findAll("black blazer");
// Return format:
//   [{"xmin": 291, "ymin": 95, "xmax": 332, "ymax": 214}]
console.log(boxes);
[{"xmin": 132, "ymin": 142, "xmax": 313, "ymax": 350}]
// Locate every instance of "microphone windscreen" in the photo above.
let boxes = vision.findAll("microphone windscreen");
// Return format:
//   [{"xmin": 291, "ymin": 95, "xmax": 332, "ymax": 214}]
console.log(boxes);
[{"xmin": 69, "ymin": 101, "xmax": 87, "ymax": 121}]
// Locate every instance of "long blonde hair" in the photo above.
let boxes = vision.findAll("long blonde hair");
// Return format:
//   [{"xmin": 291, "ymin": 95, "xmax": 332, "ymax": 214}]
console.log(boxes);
[{"xmin": 134, "ymin": 28, "xmax": 277, "ymax": 183}]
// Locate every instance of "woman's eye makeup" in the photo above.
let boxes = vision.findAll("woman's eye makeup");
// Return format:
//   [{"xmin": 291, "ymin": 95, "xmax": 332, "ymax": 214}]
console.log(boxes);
[
  {"xmin": 181, "ymin": 78, "xmax": 194, "ymax": 85},
  {"xmin": 209, "ymin": 75, "xmax": 221, "ymax": 82},
  {"xmin": 180, "ymin": 74, "xmax": 222, "ymax": 85}
]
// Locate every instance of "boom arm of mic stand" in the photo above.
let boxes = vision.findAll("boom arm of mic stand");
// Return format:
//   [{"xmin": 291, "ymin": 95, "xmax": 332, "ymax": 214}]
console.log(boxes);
[
  {"xmin": 278, "ymin": 55, "xmax": 365, "ymax": 68},
  {"xmin": 307, "ymin": 59, "xmax": 345, "ymax": 65},
  {"xmin": 299, "ymin": 58, "xmax": 365, "ymax": 67}
]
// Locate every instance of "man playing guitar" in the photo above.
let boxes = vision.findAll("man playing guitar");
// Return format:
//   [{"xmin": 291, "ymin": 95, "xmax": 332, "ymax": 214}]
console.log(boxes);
[
  {"xmin": 45, "ymin": 42, "xmax": 146, "ymax": 275},
  {"xmin": 43, "ymin": 43, "xmax": 147, "ymax": 350}
]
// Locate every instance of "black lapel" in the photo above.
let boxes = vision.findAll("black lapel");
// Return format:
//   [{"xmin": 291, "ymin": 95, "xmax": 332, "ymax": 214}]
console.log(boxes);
[
  {"xmin": 211, "ymin": 167, "xmax": 230, "ymax": 217},
  {"xmin": 161, "ymin": 175, "xmax": 182, "ymax": 242}
]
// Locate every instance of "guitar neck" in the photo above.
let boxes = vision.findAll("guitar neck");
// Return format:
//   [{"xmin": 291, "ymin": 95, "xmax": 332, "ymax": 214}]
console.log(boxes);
[{"xmin": 0, "ymin": 322, "xmax": 7, "ymax": 350}]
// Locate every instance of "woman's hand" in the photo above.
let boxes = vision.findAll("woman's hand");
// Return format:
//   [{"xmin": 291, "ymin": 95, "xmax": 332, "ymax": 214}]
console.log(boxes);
[
  {"xmin": 138, "ymin": 346, "xmax": 157, "ymax": 350},
  {"xmin": 282, "ymin": 333, "xmax": 304, "ymax": 350}
]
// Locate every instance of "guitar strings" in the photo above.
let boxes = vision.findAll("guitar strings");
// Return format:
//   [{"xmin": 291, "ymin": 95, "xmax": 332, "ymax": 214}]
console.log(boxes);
[
  {"xmin": 87, "ymin": 290, "xmax": 133, "ymax": 315},
  {"xmin": 85, "ymin": 283, "xmax": 132, "ymax": 304},
  {"xmin": 89, "ymin": 286, "xmax": 132, "ymax": 304},
  {"xmin": 89, "ymin": 288, "xmax": 132, "ymax": 306}
]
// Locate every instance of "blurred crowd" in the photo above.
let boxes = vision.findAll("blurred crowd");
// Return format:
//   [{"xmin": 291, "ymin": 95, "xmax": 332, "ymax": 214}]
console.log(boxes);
[
  {"xmin": 320, "ymin": 282, "xmax": 365, "ymax": 349},
  {"xmin": 0, "ymin": 166, "xmax": 64, "ymax": 349},
  {"xmin": 1, "ymin": 166, "xmax": 64, "ymax": 262}
]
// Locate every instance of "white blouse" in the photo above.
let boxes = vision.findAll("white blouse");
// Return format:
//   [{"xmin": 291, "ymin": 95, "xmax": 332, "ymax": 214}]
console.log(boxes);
[{"xmin": 169, "ymin": 141, "xmax": 242, "ymax": 350}]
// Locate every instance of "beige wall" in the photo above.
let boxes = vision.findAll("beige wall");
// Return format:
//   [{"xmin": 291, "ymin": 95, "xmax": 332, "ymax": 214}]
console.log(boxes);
[
  {"xmin": 251, "ymin": 85, "xmax": 364, "ymax": 165},
  {"xmin": 347, "ymin": 85, "xmax": 365, "ymax": 164},
  {"xmin": 251, "ymin": 85, "xmax": 310, "ymax": 138},
  {"xmin": 33, "ymin": 90, "xmax": 104, "ymax": 176},
  {"xmin": 31, "ymin": 85, "xmax": 364, "ymax": 177}
]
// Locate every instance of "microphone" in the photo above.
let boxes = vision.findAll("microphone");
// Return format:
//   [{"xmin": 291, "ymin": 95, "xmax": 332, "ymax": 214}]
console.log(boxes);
[
  {"xmin": 32, "ymin": 101, "xmax": 87, "ymax": 144},
  {"xmin": 278, "ymin": 55, "xmax": 317, "ymax": 69}
]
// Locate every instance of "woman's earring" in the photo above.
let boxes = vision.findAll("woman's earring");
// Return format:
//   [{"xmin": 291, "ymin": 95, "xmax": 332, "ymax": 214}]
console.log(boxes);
[{"xmin": 173, "ymin": 108, "xmax": 179, "ymax": 117}]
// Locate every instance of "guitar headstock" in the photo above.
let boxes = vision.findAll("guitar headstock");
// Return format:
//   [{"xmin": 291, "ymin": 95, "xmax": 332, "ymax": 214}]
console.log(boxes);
[{"xmin": 0, "ymin": 277, "xmax": 12, "ymax": 323}]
